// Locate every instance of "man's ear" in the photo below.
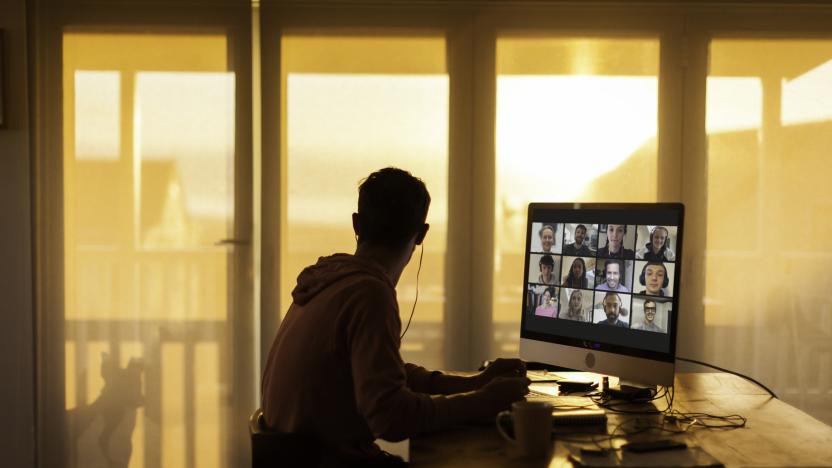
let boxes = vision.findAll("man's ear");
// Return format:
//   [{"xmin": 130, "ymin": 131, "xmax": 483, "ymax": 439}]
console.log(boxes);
[{"xmin": 415, "ymin": 223, "xmax": 429, "ymax": 245}]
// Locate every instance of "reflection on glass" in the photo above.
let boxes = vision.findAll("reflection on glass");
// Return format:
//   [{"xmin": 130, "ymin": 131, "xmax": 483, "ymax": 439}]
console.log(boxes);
[
  {"xmin": 281, "ymin": 36, "xmax": 448, "ymax": 369},
  {"xmin": 63, "ymin": 32, "xmax": 236, "ymax": 468},
  {"xmin": 494, "ymin": 37, "xmax": 660, "ymax": 353},
  {"xmin": 705, "ymin": 39, "xmax": 832, "ymax": 425},
  {"xmin": 74, "ymin": 71, "xmax": 121, "ymax": 160},
  {"xmin": 136, "ymin": 72, "xmax": 235, "ymax": 251}
]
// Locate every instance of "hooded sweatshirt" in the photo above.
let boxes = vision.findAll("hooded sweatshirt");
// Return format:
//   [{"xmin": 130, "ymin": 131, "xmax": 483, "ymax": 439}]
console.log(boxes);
[{"xmin": 261, "ymin": 254, "xmax": 487, "ymax": 456}]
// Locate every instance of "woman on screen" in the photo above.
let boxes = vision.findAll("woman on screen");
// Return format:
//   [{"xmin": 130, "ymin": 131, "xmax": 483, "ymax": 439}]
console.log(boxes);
[
  {"xmin": 538, "ymin": 224, "xmax": 556, "ymax": 253},
  {"xmin": 637, "ymin": 226, "xmax": 676, "ymax": 261},
  {"xmin": 559, "ymin": 289, "xmax": 587, "ymax": 322},
  {"xmin": 562, "ymin": 257, "xmax": 588, "ymax": 289},
  {"xmin": 598, "ymin": 224, "xmax": 635, "ymax": 259},
  {"xmin": 535, "ymin": 287, "xmax": 558, "ymax": 317}
]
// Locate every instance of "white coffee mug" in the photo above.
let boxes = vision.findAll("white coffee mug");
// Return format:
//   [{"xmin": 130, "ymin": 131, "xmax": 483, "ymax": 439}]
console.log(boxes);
[{"xmin": 496, "ymin": 401, "xmax": 553, "ymax": 457}]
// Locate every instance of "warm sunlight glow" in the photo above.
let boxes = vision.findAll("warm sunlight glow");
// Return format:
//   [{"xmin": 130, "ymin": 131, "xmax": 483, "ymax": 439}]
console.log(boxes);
[
  {"xmin": 281, "ymin": 36, "xmax": 448, "ymax": 369},
  {"xmin": 63, "ymin": 32, "xmax": 235, "ymax": 468},
  {"xmin": 705, "ymin": 38, "xmax": 832, "ymax": 423},
  {"xmin": 74, "ymin": 71, "xmax": 120, "ymax": 160},
  {"xmin": 782, "ymin": 59, "xmax": 832, "ymax": 125},
  {"xmin": 706, "ymin": 78, "xmax": 762, "ymax": 133},
  {"xmin": 287, "ymin": 74, "xmax": 448, "ymax": 226},
  {"xmin": 497, "ymin": 75, "xmax": 658, "ymax": 201},
  {"xmin": 493, "ymin": 37, "xmax": 659, "ymax": 353}
]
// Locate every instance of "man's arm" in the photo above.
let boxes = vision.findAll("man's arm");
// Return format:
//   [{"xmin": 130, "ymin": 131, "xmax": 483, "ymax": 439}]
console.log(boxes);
[
  {"xmin": 405, "ymin": 359, "xmax": 526, "ymax": 395},
  {"xmin": 346, "ymin": 282, "xmax": 527, "ymax": 441}
]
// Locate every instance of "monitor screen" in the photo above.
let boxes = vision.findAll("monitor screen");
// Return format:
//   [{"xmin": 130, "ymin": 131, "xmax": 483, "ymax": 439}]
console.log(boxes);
[{"xmin": 520, "ymin": 203, "xmax": 684, "ymax": 386}]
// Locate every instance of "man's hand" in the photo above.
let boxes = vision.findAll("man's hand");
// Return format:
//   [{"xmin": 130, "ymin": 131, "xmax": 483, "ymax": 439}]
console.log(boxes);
[
  {"xmin": 476, "ymin": 358, "xmax": 526, "ymax": 388},
  {"xmin": 479, "ymin": 376, "xmax": 531, "ymax": 413}
]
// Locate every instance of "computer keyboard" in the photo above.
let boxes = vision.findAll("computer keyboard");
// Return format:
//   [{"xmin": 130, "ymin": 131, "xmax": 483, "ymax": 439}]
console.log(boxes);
[{"xmin": 527, "ymin": 370, "xmax": 569, "ymax": 382}]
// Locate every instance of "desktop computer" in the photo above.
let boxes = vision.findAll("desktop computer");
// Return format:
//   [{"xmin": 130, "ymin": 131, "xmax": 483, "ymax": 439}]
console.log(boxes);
[{"xmin": 519, "ymin": 203, "xmax": 684, "ymax": 387}]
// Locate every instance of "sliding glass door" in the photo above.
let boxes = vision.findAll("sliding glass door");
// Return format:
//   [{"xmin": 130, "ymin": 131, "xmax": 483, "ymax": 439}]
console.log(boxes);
[{"xmin": 57, "ymin": 21, "xmax": 253, "ymax": 468}]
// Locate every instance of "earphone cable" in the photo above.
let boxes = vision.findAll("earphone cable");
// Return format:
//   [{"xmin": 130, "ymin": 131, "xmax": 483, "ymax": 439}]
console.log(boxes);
[{"xmin": 400, "ymin": 244, "xmax": 423, "ymax": 340}]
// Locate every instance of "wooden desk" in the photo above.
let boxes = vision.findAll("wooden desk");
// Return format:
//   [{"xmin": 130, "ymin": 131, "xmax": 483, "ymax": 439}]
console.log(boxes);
[{"xmin": 410, "ymin": 373, "xmax": 832, "ymax": 467}]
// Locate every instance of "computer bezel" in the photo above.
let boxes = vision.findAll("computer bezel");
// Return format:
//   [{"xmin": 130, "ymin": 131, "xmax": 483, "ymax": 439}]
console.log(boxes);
[{"xmin": 519, "ymin": 202, "xmax": 684, "ymax": 386}]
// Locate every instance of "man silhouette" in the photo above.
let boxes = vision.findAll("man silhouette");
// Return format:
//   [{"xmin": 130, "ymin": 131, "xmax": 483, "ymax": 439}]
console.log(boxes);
[{"xmin": 262, "ymin": 168, "xmax": 528, "ymax": 465}]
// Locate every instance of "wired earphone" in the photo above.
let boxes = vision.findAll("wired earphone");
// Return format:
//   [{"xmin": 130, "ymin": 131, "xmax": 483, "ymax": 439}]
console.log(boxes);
[{"xmin": 400, "ymin": 243, "xmax": 423, "ymax": 339}]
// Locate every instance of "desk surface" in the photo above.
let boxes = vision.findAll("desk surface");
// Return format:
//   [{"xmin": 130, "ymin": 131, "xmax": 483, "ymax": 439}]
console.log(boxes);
[{"xmin": 410, "ymin": 373, "xmax": 832, "ymax": 467}]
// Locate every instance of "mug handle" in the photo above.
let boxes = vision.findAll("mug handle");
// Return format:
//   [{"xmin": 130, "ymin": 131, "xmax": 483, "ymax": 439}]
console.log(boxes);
[{"xmin": 495, "ymin": 410, "xmax": 516, "ymax": 445}]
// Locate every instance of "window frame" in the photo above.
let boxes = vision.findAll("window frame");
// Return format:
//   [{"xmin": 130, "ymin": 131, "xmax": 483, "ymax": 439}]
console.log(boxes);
[
  {"xmin": 33, "ymin": 3, "xmax": 254, "ymax": 468},
  {"xmin": 259, "ymin": 4, "xmax": 478, "ymax": 370},
  {"xmin": 32, "ymin": 3, "xmax": 832, "ymax": 466}
]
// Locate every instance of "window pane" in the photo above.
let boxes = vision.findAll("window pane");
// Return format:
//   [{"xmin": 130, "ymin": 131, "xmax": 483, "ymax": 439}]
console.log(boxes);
[
  {"xmin": 280, "ymin": 35, "xmax": 448, "ymax": 369},
  {"xmin": 63, "ymin": 33, "xmax": 238, "ymax": 468},
  {"xmin": 706, "ymin": 39, "xmax": 832, "ymax": 425},
  {"xmin": 494, "ymin": 37, "xmax": 660, "ymax": 354}
]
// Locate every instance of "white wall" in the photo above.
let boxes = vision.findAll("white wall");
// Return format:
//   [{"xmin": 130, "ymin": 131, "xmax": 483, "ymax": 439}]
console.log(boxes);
[{"xmin": 0, "ymin": 0, "xmax": 36, "ymax": 465}]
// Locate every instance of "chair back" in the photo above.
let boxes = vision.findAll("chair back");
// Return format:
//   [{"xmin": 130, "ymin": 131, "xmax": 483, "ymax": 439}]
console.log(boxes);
[{"xmin": 249, "ymin": 408, "xmax": 322, "ymax": 468}]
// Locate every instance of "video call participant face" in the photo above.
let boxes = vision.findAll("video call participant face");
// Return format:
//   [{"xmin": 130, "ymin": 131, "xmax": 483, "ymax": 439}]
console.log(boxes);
[
  {"xmin": 568, "ymin": 290, "xmax": 582, "ymax": 312},
  {"xmin": 605, "ymin": 261, "xmax": 622, "ymax": 289},
  {"xmin": 574, "ymin": 224, "xmax": 587, "ymax": 246},
  {"xmin": 539, "ymin": 225, "xmax": 555, "ymax": 252},
  {"xmin": 606, "ymin": 224, "xmax": 626, "ymax": 253},
  {"xmin": 602, "ymin": 293, "xmax": 622, "ymax": 323},
  {"xmin": 644, "ymin": 300, "xmax": 657, "ymax": 324},
  {"xmin": 643, "ymin": 263, "xmax": 667, "ymax": 295},
  {"xmin": 539, "ymin": 255, "xmax": 555, "ymax": 283},
  {"xmin": 571, "ymin": 258, "xmax": 585, "ymax": 278},
  {"xmin": 541, "ymin": 288, "xmax": 552, "ymax": 304},
  {"xmin": 651, "ymin": 227, "xmax": 669, "ymax": 253}
]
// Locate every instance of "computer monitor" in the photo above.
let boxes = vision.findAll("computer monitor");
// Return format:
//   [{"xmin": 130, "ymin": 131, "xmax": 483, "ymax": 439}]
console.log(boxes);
[{"xmin": 519, "ymin": 203, "xmax": 684, "ymax": 387}]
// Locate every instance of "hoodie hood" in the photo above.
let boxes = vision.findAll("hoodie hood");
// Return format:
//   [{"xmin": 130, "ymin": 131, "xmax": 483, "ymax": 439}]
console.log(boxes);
[{"xmin": 291, "ymin": 253, "xmax": 393, "ymax": 306}]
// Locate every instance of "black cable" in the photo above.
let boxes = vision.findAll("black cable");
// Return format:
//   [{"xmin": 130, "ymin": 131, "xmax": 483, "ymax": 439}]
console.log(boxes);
[
  {"xmin": 589, "ymin": 385, "xmax": 673, "ymax": 415},
  {"xmin": 560, "ymin": 382, "xmax": 745, "ymax": 452},
  {"xmin": 400, "ymin": 244, "xmax": 423, "ymax": 340},
  {"xmin": 676, "ymin": 356, "xmax": 778, "ymax": 399}
]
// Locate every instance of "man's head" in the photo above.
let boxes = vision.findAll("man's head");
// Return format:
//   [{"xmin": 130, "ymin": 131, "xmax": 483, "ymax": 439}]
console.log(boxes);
[
  {"xmin": 569, "ymin": 289, "xmax": 583, "ymax": 312},
  {"xmin": 650, "ymin": 226, "xmax": 669, "ymax": 252},
  {"xmin": 604, "ymin": 260, "xmax": 622, "ymax": 289},
  {"xmin": 539, "ymin": 225, "xmax": 555, "ymax": 252},
  {"xmin": 606, "ymin": 224, "xmax": 626, "ymax": 252},
  {"xmin": 574, "ymin": 224, "xmax": 587, "ymax": 245},
  {"xmin": 640, "ymin": 262, "xmax": 668, "ymax": 295},
  {"xmin": 539, "ymin": 254, "xmax": 555, "ymax": 278},
  {"xmin": 602, "ymin": 292, "xmax": 621, "ymax": 322},
  {"xmin": 643, "ymin": 300, "xmax": 657, "ymax": 323},
  {"xmin": 353, "ymin": 167, "xmax": 430, "ymax": 249}
]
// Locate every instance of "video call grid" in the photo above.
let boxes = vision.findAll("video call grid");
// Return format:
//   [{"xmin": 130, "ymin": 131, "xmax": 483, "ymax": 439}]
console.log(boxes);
[{"xmin": 526, "ymin": 222, "xmax": 678, "ymax": 335}]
